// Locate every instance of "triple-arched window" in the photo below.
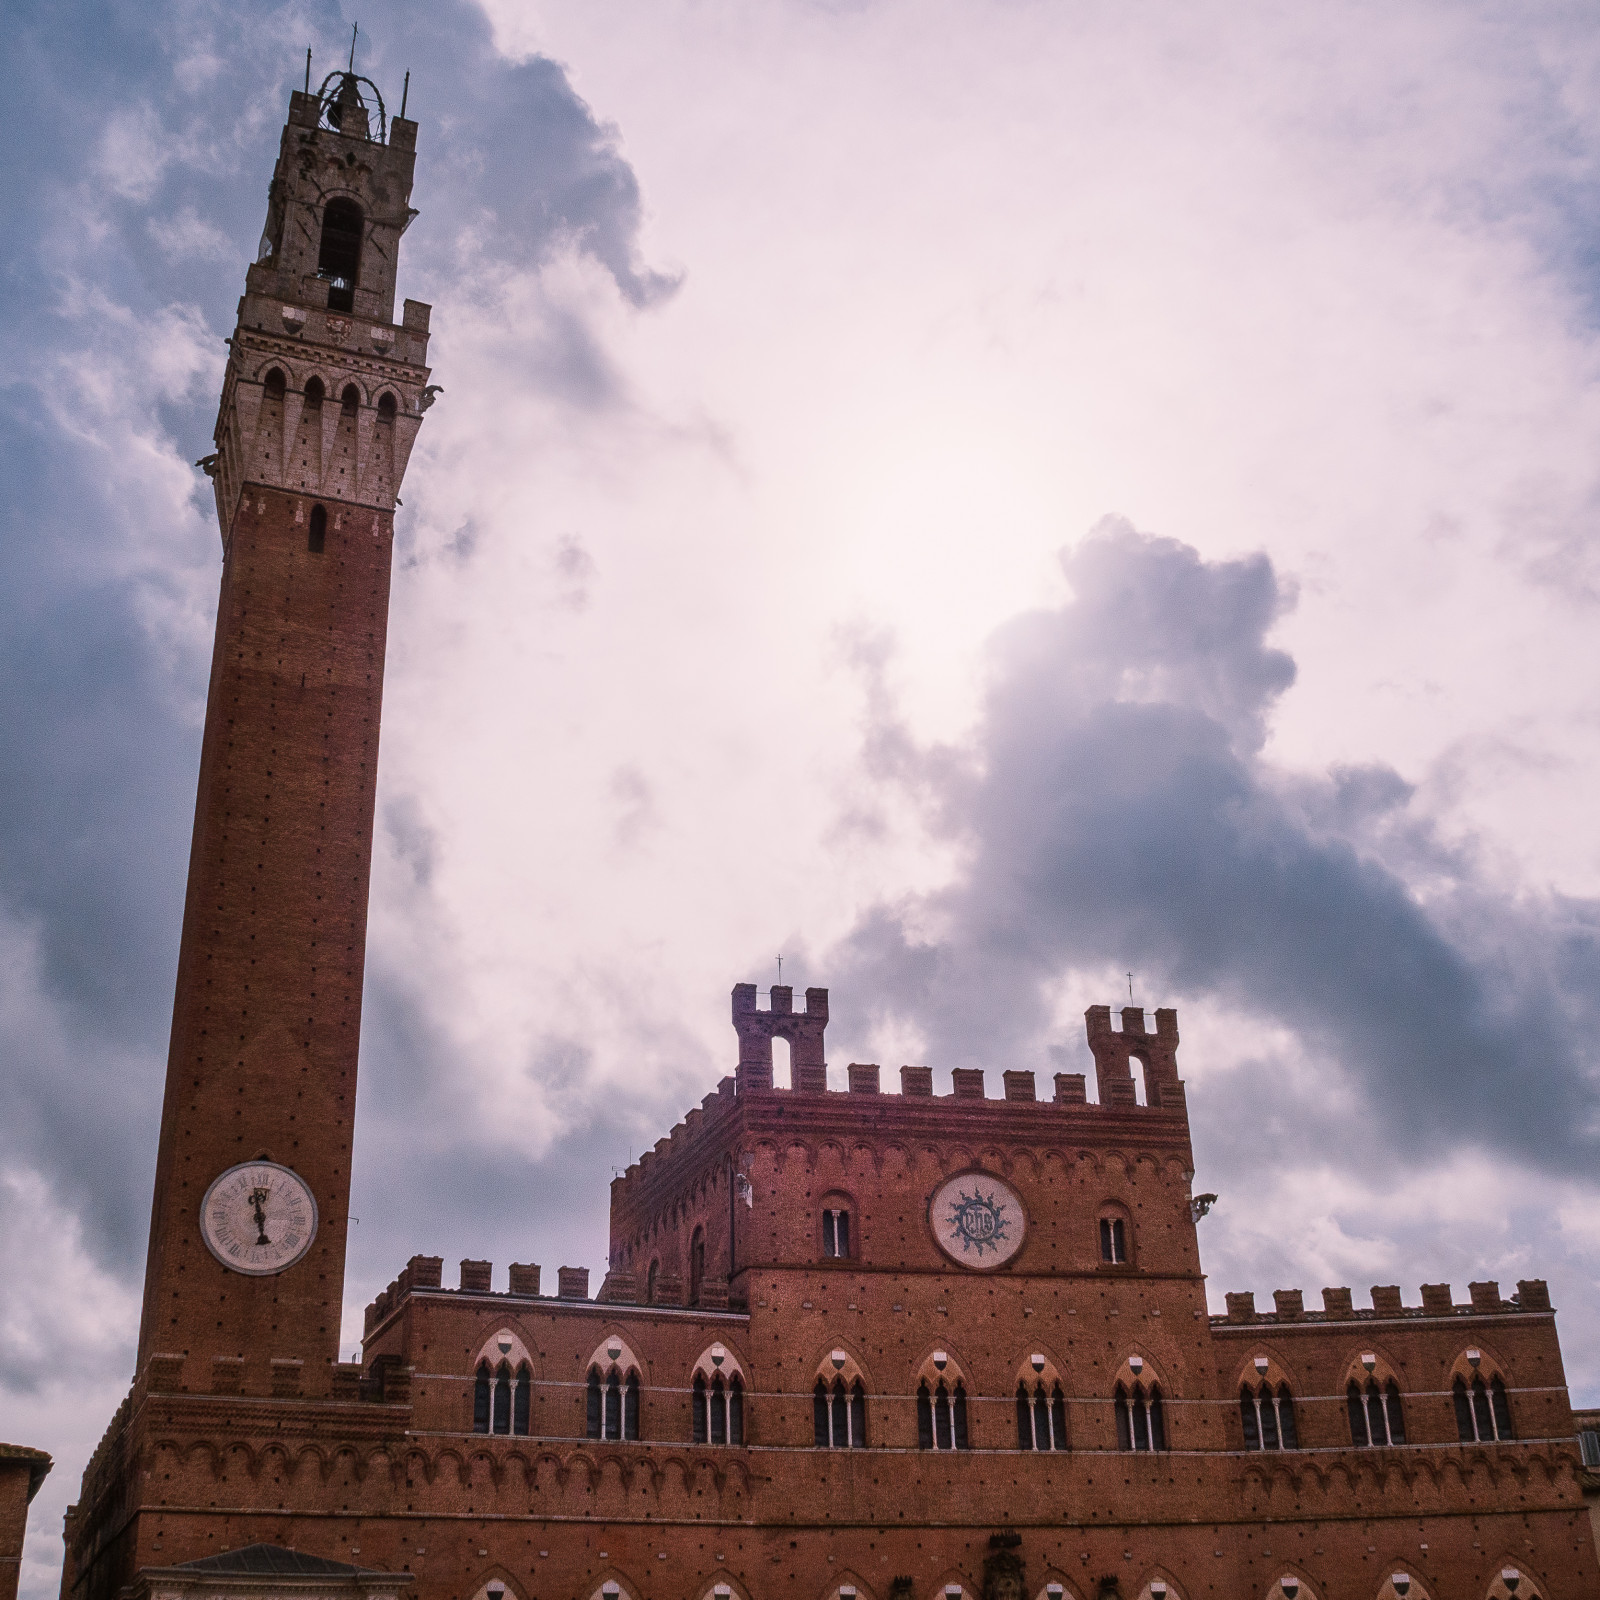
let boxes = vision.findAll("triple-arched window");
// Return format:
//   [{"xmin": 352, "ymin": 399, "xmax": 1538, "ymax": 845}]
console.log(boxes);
[
  {"xmin": 586, "ymin": 1365, "xmax": 640, "ymax": 1441},
  {"xmin": 692, "ymin": 1370, "xmax": 745, "ymax": 1444},
  {"xmin": 1240, "ymin": 1381, "xmax": 1299, "ymax": 1449},
  {"xmin": 1016, "ymin": 1379, "xmax": 1067, "ymax": 1450},
  {"xmin": 1454, "ymin": 1373, "xmax": 1513, "ymax": 1442},
  {"xmin": 813, "ymin": 1376, "xmax": 867, "ymax": 1447},
  {"xmin": 1114, "ymin": 1381, "xmax": 1166, "ymax": 1450},
  {"xmin": 1347, "ymin": 1376, "xmax": 1406, "ymax": 1446},
  {"xmin": 472, "ymin": 1359, "xmax": 531, "ymax": 1435},
  {"xmin": 916, "ymin": 1379, "xmax": 969, "ymax": 1449}
]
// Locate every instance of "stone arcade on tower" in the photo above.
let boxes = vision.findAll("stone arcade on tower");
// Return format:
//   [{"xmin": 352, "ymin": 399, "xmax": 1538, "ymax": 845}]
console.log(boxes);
[{"xmin": 58, "ymin": 61, "xmax": 1600, "ymax": 1600}]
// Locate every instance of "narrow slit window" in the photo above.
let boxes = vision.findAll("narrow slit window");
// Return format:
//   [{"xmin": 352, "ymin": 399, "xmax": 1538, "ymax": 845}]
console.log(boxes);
[
  {"xmin": 823, "ymin": 1207, "xmax": 850, "ymax": 1259},
  {"xmin": 1100, "ymin": 1216, "xmax": 1127, "ymax": 1264},
  {"xmin": 308, "ymin": 504, "xmax": 326, "ymax": 553}
]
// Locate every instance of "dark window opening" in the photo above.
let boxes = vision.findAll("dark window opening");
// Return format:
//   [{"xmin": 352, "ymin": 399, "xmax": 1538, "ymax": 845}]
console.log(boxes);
[
  {"xmin": 377, "ymin": 390, "xmax": 397, "ymax": 423},
  {"xmin": 729, "ymin": 1373, "xmax": 744, "ymax": 1445},
  {"xmin": 586, "ymin": 1366, "xmax": 602, "ymax": 1440},
  {"xmin": 1099, "ymin": 1216, "xmax": 1127, "ymax": 1264},
  {"xmin": 303, "ymin": 376, "xmax": 324, "ymax": 410},
  {"xmin": 512, "ymin": 1361, "xmax": 530, "ymax": 1435},
  {"xmin": 1349, "ymin": 1377, "xmax": 1406, "ymax": 1446},
  {"xmin": 823, "ymin": 1207, "xmax": 851, "ymax": 1259},
  {"xmin": 308, "ymin": 504, "xmax": 327, "ymax": 554},
  {"xmin": 318, "ymin": 198, "xmax": 363, "ymax": 311},
  {"xmin": 693, "ymin": 1373, "xmax": 708, "ymax": 1444},
  {"xmin": 645, "ymin": 1260, "xmax": 658, "ymax": 1305},
  {"xmin": 624, "ymin": 1369, "xmax": 639, "ymax": 1440},
  {"xmin": 472, "ymin": 1361, "xmax": 491, "ymax": 1433},
  {"xmin": 340, "ymin": 384, "xmax": 360, "ymax": 418},
  {"xmin": 1017, "ymin": 1381, "xmax": 1067, "ymax": 1450},
  {"xmin": 492, "ymin": 1360, "xmax": 511, "ymax": 1434},
  {"xmin": 1455, "ymin": 1373, "xmax": 1513, "ymax": 1443},
  {"xmin": 815, "ymin": 1376, "xmax": 866, "ymax": 1447},
  {"xmin": 689, "ymin": 1226, "xmax": 705, "ymax": 1306},
  {"xmin": 604, "ymin": 1368, "xmax": 621, "ymax": 1439},
  {"xmin": 1241, "ymin": 1381, "xmax": 1297, "ymax": 1450},
  {"xmin": 1115, "ymin": 1381, "xmax": 1165, "ymax": 1451},
  {"xmin": 263, "ymin": 367, "xmax": 286, "ymax": 401}
]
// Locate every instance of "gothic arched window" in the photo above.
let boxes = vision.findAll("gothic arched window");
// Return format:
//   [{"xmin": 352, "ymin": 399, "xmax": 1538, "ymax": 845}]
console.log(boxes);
[
  {"xmin": 340, "ymin": 384, "xmax": 360, "ymax": 418},
  {"xmin": 1240, "ymin": 1381, "xmax": 1298, "ymax": 1450},
  {"xmin": 512, "ymin": 1361, "xmax": 531, "ymax": 1435},
  {"xmin": 1347, "ymin": 1376, "xmax": 1406, "ymax": 1446},
  {"xmin": 823, "ymin": 1206, "xmax": 851, "ymax": 1259},
  {"xmin": 813, "ymin": 1376, "xmax": 866, "ymax": 1447},
  {"xmin": 318, "ymin": 198, "xmax": 363, "ymax": 310},
  {"xmin": 263, "ymin": 367, "xmax": 286, "ymax": 401},
  {"xmin": 1016, "ymin": 1381, "xmax": 1067, "ymax": 1450},
  {"xmin": 1098, "ymin": 1211, "xmax": 1129, "ymax": 1265},
  {"xmin": 917, "ymin": 1379, "xmax": 969, "ymax": 1450},
  {"xmin": 377, "ymin": 391, "xmax": 397, "ymax": 424},
  {"xmin": 492, "ymin": 1360, "xmax": 512, "ymax": 1434},
  {"xmin": 1114, "ymin": 1381, "xmax": 1166, "ymax": 1451},
  {"xmin": 303, "ymin": 376, "xmax": 324, "ymax": 411},
  {"xmin": 1454, "ymin": 1373, "xmax": 1514, "ymax": 1442}
]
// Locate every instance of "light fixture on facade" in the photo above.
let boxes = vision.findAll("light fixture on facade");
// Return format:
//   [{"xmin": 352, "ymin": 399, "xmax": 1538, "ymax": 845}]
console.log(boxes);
[
  {"xmin": 831, "ymin": 1349, "xmax": 847, "ymax": 1371},
  {"xmin": 1362, "ymin": 1352, "xmax": 1377, "ymax": 1372},
  {"xmin": 1031, "ymin": 1353, "xmax": 1046, "ymax": 1373},
  {"xmin": 711, "ymin": 1343, "xmax": 726, "ymax": 1367}
]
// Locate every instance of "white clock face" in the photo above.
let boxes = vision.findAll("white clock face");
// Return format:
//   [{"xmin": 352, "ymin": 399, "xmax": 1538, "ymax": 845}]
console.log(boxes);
[{"xmin": 200, "ymin": 1161, "xmax": 318, "ymax": 1276}]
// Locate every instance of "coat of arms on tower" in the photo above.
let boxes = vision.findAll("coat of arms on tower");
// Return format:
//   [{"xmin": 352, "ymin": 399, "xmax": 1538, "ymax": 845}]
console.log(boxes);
[
  {"xmin": 981, "ymin": 1531, "xmax": 1025, "ymax": 1600},
  {"xmin": 326, "ymin": 315, "xmax": 352, "ymax": 341},
  {"xmin": 929, "ymin": 1172, "xmax": 1027, "ymax": 1268}
]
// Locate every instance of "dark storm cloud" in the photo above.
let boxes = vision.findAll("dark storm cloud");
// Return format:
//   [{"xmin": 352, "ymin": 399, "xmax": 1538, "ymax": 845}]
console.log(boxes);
[
  {"xmin": 829, "ymin": 519, "xmax": 1600, "ymax": 1173},
  {"xmin": 0, "ymin": 0, "xmax": 674, "ymax": 1347}
]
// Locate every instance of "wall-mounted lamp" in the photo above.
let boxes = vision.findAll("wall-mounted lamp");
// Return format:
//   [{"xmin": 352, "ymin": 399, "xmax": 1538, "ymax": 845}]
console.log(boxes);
[
  {"xmin": 711, "ymin": 1343, "xmax": 726, "ymax": 1368},
  {"xmin": 1466, "ymin": 1347, "xmax": 1482, "ymax": 1368},
  {"xmin": 933, "ymin": 1351, "xmax": 948, "ymax": 1372},
  {"xmin": 831, "ymin": 1349, "xmax": 847, "ymax": 1371},
  {"xmin": 1031, "ymin": 1353, "xmax": 1046, "ymax": 1374},
  {"xmin": 1254, "ymin": 1355, "xmax": 1270, "ymax": 1375},
  {"xmin": 1361, "ymin": 1352, "xmax": 1377, "ymax": 1373}
]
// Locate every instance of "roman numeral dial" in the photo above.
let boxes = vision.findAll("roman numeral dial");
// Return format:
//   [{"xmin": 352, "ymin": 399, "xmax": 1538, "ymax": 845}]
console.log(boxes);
[{"xmin": 200, "ymin": 1161, "xmax": 319, "ymax": 1276}]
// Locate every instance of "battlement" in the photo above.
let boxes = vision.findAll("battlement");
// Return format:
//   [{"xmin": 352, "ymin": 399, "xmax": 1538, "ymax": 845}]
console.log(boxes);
[{"xmin": 1210, "ymin": 1278, "xmax": 1551, "ymax": 1329}]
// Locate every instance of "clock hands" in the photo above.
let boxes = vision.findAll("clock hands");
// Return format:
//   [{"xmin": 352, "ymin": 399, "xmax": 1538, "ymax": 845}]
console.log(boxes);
[{"xmin": 249, "ymin": 1185, "xmax": 271, "ymax": 1245}]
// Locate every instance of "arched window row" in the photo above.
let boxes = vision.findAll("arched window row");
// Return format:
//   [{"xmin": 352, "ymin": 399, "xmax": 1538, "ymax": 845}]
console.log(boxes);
[
  {"xmin": 472, "ymin": 1359, "xmax": 531, "ymax": 1435},
  {"xmin": 1114, "ymin": 1381, "xmax": 1166, "ymax": 1451},
  {"xmin": 1016, "ymin": 1381, "xmax": 1068, "ymax": 1450},
  {"xmin": 1240, "ymin": 1381, "xmax": 1299, "ymax": 1450},
  {"xmin": 917, "ymin": 1379, "xmax": 969, "ymax": 1450},
  {"xmin": 814, "ymin": 1376, "xmax": 867, "ymax": 1448},
  {"xmin": 1454, "ymin": 1373, "xmax": 1513, "ymax": 1443},
  {"xmin": 692, "ymin": 1371, "xmax": 745, "ymax": 1445},
  {"xmin": 1348, "ymin": 1377, "xmax": 1407, "ymax": 1447},
  {"xmin": 587, "ymin": 1365, "xmax": 641, "ymax": 1442}
]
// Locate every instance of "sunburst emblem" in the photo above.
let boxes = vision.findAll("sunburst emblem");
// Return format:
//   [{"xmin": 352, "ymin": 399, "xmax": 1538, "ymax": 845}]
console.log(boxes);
[{"xmin": 945, "ymin": 1185, "xmax": 1011, "ymax": 1257}]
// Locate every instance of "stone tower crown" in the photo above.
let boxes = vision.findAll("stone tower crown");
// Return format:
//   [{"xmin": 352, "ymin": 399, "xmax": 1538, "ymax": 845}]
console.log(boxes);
[{"xmin": 207, "ymin": 69, "xmax": 432, "ymax": 541}]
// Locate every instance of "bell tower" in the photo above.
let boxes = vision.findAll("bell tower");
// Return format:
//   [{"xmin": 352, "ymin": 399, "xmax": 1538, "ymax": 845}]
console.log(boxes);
[{"xmin": 135, "ymin": 68, "xmax": 433, "ymax": 1394}]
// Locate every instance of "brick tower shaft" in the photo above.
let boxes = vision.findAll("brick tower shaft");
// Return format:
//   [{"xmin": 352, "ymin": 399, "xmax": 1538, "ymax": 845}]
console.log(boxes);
[{"xmin": 135, "ymin": 73, "xmax": 432, "ymax": 1394}]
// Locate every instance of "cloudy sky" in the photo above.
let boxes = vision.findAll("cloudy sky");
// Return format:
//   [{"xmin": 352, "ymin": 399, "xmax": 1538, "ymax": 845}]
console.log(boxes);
[{"xmin": 5, "ymin": 0, "xmax": 1600, "ymax": 1591}]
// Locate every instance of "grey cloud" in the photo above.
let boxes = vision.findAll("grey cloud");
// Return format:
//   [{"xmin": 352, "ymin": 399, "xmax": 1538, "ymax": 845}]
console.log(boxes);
[{"xmin": 827, "ymin": 519, "xmax": 1600, "ymax": 1175}]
